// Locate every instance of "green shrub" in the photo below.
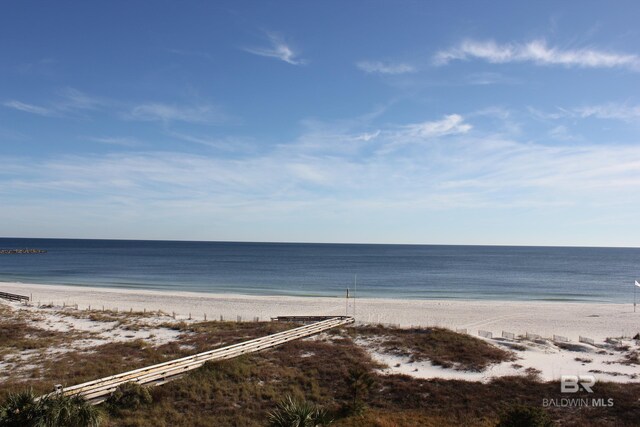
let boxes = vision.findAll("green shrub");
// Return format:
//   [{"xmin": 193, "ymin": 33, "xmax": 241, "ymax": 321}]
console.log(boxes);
[
  {"xmin": 0, "ymin": 389, "xmax": 40, "ymax": 427},
  {"xmin": 106, "ymin": 382, "xmax": 152, "ymax": 412},
  {"xmin": 346, "ymin": 367, "xmax": 375, "ymax": 415},
  {"xmin": 268, "ymin": 395, "xmax": 332, "ymax": 427},
  {"xmin": 0, "ymin": 390, "xmax": 102, "ymax": 427}
]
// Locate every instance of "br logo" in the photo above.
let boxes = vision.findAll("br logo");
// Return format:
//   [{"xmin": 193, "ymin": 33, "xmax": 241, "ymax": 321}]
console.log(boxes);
[{"xmin": 561, "ymin": 375, "xmax": 596, "ymax": 393}]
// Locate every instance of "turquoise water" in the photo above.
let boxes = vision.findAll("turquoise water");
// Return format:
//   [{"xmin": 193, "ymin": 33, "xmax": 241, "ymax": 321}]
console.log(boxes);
[{"xmin": 0, "ymin": 238, "xmax": 638, "ymax": 302}]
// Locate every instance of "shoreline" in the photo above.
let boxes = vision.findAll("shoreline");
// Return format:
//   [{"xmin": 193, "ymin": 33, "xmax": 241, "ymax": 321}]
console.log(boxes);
[
  {"xmin": 1, "ymin": 281, "xmax": 638, "ymax": 341},
  {"xmin": 0, "ymin": 280, "xmax": 626, "ymax": 303}
]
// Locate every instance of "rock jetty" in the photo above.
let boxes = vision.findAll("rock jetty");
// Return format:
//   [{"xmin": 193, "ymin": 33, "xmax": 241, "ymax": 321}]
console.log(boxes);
[{"xmin": 0, "ymin": 248, "xmax": 47, "ymax": 254}]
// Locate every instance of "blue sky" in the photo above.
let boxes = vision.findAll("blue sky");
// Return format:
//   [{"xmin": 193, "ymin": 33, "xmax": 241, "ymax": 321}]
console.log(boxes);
[{"xmin": 1, "ymin": 1, "xmax": 640, "ymax": 246}]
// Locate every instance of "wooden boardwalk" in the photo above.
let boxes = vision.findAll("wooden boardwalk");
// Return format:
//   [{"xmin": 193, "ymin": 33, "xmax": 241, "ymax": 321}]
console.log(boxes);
[
  {"xmin": 0, "ymin": 291, "xmax": 29, "ymax": 303},
  {"xmin": 51, "ymin": 316, "xmax": 354, "ymax": 404}
]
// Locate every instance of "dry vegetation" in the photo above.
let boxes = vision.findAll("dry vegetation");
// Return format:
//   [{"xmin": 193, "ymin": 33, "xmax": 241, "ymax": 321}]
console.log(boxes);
[
  {"xmin": 354, "ymin": 325, "xmax": 516, "ymax": 371},
  {"xmin": 1, "ymin": 304, "xmax": 639, "ymax": 426}
]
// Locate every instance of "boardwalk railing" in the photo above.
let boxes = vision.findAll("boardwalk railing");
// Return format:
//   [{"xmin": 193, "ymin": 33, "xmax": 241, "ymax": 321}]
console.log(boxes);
[
  {"xmin": 0, "ymin": 291, "xmax": 29, "ymax": 303},
  {"xmin": 271, "ymin": 315, "xmax": 350, "ymax": 323},
  {"xmin": 49, "ymin": 316, "xmax": 354, "ymax": 404}
]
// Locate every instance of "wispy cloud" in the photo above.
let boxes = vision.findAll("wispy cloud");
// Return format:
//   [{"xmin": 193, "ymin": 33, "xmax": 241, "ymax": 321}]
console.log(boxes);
[
  {"xmin": 403, "ymin": 114, "xmax": 472, "ymax": 138},
  {"xmin": 86, "ymin": 136, "xmax": 142, "ymax": 147},
  {"xmin": 356, "ymin": 61, "xmax": 416, "ymax": 74},
  {"xmin": 377, "ymin": 114, "xmax": 472, "ymax": 154},
  {"xmin": 571, "ymin": 103, "xmax": 640, "ymax": 121},
  {"xmin": 170, "ymin": 131, "xmax": 255, "ymax": 152},
  {"xmin": 548, "ymin": 125, "xmax": 580, "ymax": 142},
  {"xmin": 128, "ymin": 103, "xmax": 228, "ymax": 124},
  {"xmin": 5, "ymin": 125, "xmax": 640, "ymax": 209},
  {"xmin": 3, "ymin": 88, "xmax": 105, "ymax": 118},
  {"xmin": 13, "ymin": 58, "xmax": 58, "ymax": 78},
  {"xmin": 353, "ymin": 130, "xmax": 381, "ymax": 141},
  {"xmin": 56, "ymin": 87, "xmax": 104, "ymax": 111},
  {"xmin": 243, "ymin": 32, "xmax": 306, "ymax": 65},
  {"xmin": 3, "ymin": 100, "xmax": 57, "ymax": 117},
  {"xmin": 4, "ymin": 112, "xmax": 640, "ymax": 243},
  {"xmin": 464, "ymin": 72, "xmax": 519, "ymax": 85},
  {"xmin": 434, "ymin": 39, "xmax": 640, "ymax": 70},
  {"xmin": 530, "ymin": 103, "xmax": 640, "ymax": 122}
]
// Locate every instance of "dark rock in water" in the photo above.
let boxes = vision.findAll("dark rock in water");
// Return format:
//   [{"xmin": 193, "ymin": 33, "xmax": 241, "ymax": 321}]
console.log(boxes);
[{"xmin": 0, "ymin": 248, "xmax": 47, "ymax": 254}]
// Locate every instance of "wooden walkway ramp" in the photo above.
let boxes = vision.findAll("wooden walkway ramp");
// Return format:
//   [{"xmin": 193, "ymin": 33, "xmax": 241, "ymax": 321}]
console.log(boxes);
[
  {"xmin": 52, "ymin": 316, "xmax": 354, "ymax": 404},
  {"xmin": 0, "ymin": 291, "xmax": 29, "ymax": 303}
]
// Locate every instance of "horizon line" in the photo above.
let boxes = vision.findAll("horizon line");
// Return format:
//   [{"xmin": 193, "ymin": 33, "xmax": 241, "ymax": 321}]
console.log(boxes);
[{"xmin": 1, "ymin": 236, "xmax": 638, "ymax": 250}]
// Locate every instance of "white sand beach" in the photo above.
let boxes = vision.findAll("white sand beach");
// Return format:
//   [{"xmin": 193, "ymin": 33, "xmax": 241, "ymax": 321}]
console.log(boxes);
[{"xmin": 2, "ymin": 281, "xmax": 638, "ymax": 342}]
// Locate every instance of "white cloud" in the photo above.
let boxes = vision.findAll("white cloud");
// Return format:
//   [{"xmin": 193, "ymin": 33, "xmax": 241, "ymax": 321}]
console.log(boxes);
[
  {"xmin": 3, "ymin": 88, "xmax": 105, "ymax": 118},
  {"xmin": 356, "ymin": 61, "xmax": 416, "ymax": 74},
  {"xmin": 3, "ymin": 111, "xmax": 640, "ymax": 243},
  {"xmin": 353, "ymin": 130, "xmax": 381, "ymax": 142},
  {"xmin": 530, "ymin": 103, "xmax": 640, "ymax": 122},
  {"xmin": 243, "ymin": 33, "xmax": 306, "ymax": 65},
  {"xmin": 4, "ymin": 88, "xmax": 229, "ymax": 125},
  {"xmin": 464, "ymin": 72, "xmax": 519, "ymax": 85},
  {"xmin": 5, "ymin": 128, "xmax": 640, "ymax": 212},
  {"xmin": 3, "ymin": 100, "xmax": 56, "ymax": 117},
  {"xmin": 56, "ymin": 87, "xmax": 104, "ymax": 111},
  {"xmin": 572, "ymin": 103, "xmax": 640, "ymax": 121},
  {"xmin": 128, "ymin": 103, "xmax": 228, "ymax": 124},
  {"xmin": 548, "ymin": 125, "xmax": 579, "ymax": 141},
  {"xmin": 170, "ymin": 131, "xmax": 255, "ymax": 152},
  {"xmin": 435, "ymin": 39, "xmax": 640, "ymax": 70},
  {"xmin": 403, "ymin": 114, "xmax": 472, "ymax": 138},
  {"xmin": 86, "ymin": 136, "xmax": 141, "ymax": 147},
  {"xmin": 375, "ymin": 114, "xmax": 472, "ymax": 154}
]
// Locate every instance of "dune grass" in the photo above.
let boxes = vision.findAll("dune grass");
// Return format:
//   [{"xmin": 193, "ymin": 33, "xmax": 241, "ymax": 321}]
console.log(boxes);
[
  {"xmin": 354, "ymin": 325, "xmax": 516, "ymax": 371},
  {"xmin": 1, "ymin": 308, "xmax": 639, "ymax": 426}
]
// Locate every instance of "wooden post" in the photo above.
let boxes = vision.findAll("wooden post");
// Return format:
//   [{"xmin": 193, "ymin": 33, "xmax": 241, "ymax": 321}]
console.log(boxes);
[{"xmin": 346, "ymin": 287, "xmax": 349, "ymax": 316}]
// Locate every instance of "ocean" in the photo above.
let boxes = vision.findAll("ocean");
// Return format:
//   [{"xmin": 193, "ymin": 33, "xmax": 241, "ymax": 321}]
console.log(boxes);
[{"xmin": 0, "ymin": 238, "xmax": 638, "ymax": 302}]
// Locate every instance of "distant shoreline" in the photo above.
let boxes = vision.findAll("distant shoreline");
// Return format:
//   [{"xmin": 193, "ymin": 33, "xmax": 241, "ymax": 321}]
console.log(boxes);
[
  {"xmin": 2, "ymin": 236, "xmax": 640, "ymax": 249},
  {"xmin": 1, "ymin": 281, "xmax": 636, "ymax": 341},
  {"xmin": 0, "ymin": 248, "xmax": 47, "ymax": 254}
]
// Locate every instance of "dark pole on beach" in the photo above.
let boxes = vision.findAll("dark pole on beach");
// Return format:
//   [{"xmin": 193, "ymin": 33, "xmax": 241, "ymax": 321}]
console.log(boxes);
[
  {"xmin": 354, "ymin": 274, "xmax": 357, "ymax": 319},
  {"xmin": 634, "ymin": 281, "xmax": 637, "ymax": 313},
  {"xmin": 346, "ymin": 287, "xmax": 349, "ymax": 316}
]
